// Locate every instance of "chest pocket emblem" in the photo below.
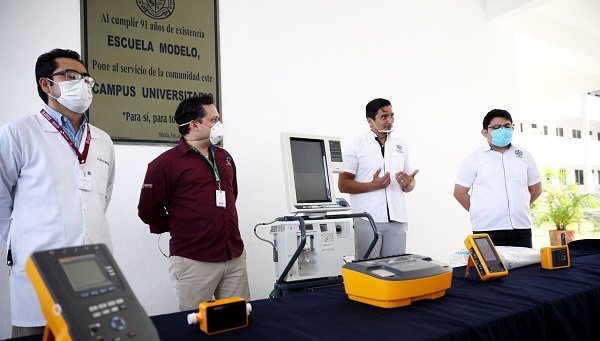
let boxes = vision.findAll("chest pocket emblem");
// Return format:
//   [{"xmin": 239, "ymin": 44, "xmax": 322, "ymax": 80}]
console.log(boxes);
[
  {"xmin": 515, "ymin": 149, "xmax": 523, "ymax": 158},
  {"xmin": 395, "ymin": 144, "xmax": 403, "ymax": 154}
]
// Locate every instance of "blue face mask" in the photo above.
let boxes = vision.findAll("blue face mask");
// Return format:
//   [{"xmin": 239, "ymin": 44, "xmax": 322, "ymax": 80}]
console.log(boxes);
[{"xmin": 490, "ymin": 127, "xmax": 513, "ymax": 147}]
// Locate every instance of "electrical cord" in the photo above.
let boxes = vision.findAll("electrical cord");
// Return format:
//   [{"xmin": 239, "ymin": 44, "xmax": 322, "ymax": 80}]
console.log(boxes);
[
  {"xmin": 158, "ymin": 233, "xmax": 169, "ymax": 258},
  {"xmin": 254, "ymin": 215, "xmax": 299, "ymax": 298},
  {"xmin": 254, "ymin": 219, "xmax": 278, "ymax": 248}
]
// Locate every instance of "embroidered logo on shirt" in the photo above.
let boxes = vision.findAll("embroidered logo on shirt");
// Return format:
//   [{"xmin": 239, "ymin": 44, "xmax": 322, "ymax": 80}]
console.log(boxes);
[
  {"xmin": 142, "ymin": 183, "xmax": 153, "ymax": 189},
  {"xmin": 395, "ymin": 144, "xmax": 403, "ymax": 154},
  {"xmin": 226, "ymin": 156, "xmax": 233, "ymax": 166},
  {"xmin": 515, "ymin": 149, "xmax": 523, "ymax": 158}
]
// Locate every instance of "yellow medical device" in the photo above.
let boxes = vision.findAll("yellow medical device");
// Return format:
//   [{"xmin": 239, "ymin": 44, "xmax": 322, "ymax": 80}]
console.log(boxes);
[
  {"xmin": 540, "ymin": 232, "xmax": 570, "ymax": 270},
  {"xmin": 187, "ymin": 297, "xmax": 251, "ymax": 335},
  {"xmin": 342, "ymin": 254, "xmax": 453, "ymax": 308},
  {"xmin": 464, "ymin": 234, "xmax": 508, "ymax": 281},
  {"xmin": 26, "ymin": 244, "xmax": 159, "ymax": 341},
  {"xmin": 541, "ymin": 246, "xmax": 570, "ymax": 269}
]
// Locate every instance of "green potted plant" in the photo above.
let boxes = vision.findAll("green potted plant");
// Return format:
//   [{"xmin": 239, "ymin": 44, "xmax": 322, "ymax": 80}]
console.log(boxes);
[{"xmin": 531, "ymin": 169, "xmax": 600, "ymax": 245}]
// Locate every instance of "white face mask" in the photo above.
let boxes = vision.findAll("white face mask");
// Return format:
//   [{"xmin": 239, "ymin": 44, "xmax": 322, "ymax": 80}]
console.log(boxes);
[
  {"xmin": 47, "ymin": 79, "xmax": 93, "ymax": 113},
  {"xmin": 208, "ymin": 121, "xmax": 224, "ymax": 145},
  {"xmin": 370, "ymin": 119, "xmax": 394, "ymax": 134}
]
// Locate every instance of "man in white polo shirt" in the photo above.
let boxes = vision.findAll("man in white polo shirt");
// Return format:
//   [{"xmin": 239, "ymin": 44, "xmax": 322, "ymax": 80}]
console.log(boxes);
[
  {"xmin": 339, "ymin": 98, "xmax": 419, "ymax": 260},
  {"xmin": 454, "ymin": 109, "xmax": 542, "ymax": 247}
]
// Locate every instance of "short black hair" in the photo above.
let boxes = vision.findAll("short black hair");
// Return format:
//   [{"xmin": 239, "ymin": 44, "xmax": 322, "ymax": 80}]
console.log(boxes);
[
  {"xmin": 365, "ymin": 98, "xmax": 391, "ymax": 119},
  {"xmin": 35, "ymin": 49, "xmax": 85, "ymax": 104},
  {"xmin": 175, "ymin": 94, "xmax": 215, "ymax": 135},
  {"xmin": 482, "ymin": 109, "xmax": 513, "ymax": 130}
]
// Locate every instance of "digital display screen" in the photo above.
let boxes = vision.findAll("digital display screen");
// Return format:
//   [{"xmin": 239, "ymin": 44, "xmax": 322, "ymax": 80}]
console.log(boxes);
[
  {"xmin": 206, "ymin": 301, "xmax": 247, "ymax": 333},
  {"xmin": 60, "ymin": 254, "xmax": 111, "ymax": 291},
  {"xmin": 474, "ymin": 237, "xmax": 498, "ymax": 262},
  {"xmin": 290, "ymin": 138, "xmax": 331, "ymax": 203}
]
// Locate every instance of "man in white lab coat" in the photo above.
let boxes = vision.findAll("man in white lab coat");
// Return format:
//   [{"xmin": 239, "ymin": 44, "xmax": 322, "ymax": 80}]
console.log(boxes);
[{"xmin": 0, "ymin": 48, "xmax": 116, "ymax": 337}]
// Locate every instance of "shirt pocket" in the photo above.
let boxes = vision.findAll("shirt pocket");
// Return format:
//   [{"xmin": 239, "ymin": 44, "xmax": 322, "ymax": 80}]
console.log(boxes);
[
  {"xmin": 93, "ymin": 158, "xmax": 110, "ymax": 197},
  {"xmin": 222, "ymin": 162, "xmax": 235, "ymax": 188}
]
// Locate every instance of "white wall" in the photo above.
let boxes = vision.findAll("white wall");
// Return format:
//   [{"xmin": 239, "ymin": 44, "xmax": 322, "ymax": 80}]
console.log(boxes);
[{"xmin": 0, "ymin": 0, "xmax": 571, "ymax": 338}]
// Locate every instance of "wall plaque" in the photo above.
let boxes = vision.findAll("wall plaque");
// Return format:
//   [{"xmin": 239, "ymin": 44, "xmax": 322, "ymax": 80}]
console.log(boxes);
[{"xmin": 82, "ymin": 0, "xmax": 220, "ymax": 143}]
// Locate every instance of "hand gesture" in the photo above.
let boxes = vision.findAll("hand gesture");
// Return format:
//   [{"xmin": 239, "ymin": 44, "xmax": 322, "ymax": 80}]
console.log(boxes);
[
  {"xmin": 371, "ymin": 168, "xmax": 391, "ymax": 190},
  {"xmin": 396, "ymin": 169, "xmax": 419, "ymax": 191}
]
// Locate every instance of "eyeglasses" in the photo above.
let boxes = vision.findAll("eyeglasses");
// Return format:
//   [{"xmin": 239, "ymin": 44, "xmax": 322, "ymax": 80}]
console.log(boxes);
[
  {"xmin": 487, "ymin": 124, "xmax": 513, "ymax": 130},
  {"xmin": 49, "ymin": 69, "xmax": 96, "ymax": 88}
]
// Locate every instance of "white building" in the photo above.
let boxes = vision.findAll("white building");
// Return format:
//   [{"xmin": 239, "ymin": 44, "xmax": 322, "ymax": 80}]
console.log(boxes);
[{"xmin": 519, "ymin": 92, "xmax": 600, "ymax": 193}]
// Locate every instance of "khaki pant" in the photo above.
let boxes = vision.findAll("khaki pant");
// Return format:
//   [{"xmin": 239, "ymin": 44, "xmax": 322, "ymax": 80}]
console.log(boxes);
[{"xmin": 169, "ymin": 250, "xmax": 250, "ymax": 311}]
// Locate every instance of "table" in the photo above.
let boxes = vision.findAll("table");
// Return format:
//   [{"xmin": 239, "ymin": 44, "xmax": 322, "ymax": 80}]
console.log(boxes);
[{"xmin": 10, "ymin": 239, "xmax": 600, "ymax": 341}]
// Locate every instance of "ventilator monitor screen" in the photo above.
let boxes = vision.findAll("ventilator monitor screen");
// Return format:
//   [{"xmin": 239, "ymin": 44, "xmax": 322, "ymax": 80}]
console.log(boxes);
[
  {"xmin": 290, "ymin": 138, "xmax": 330, "ymax": 202},
  {"xmin": 281, "ymin": 132, "xmax": 348, "ymax": 213}
]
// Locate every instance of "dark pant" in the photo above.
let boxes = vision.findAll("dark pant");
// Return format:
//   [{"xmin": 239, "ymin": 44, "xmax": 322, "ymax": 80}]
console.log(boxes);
[{"xmin": 472, "ymin": 229, "xmax": 532, "ymax": 248}]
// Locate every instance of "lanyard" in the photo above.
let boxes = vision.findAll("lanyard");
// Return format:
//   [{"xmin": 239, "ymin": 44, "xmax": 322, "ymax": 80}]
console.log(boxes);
[
  {"xmin": 41, "ymin": 109, "xmax": 91, "ymax": 165},
  {"xmin": 191, "ymin": 145, "xmax": 221, "ymax": 184}
]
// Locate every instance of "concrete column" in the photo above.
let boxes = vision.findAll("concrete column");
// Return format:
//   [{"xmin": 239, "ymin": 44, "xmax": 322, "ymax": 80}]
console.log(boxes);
[{"xmin": 581, "ymin": 93, "xmax": 593, "ymax": 192}]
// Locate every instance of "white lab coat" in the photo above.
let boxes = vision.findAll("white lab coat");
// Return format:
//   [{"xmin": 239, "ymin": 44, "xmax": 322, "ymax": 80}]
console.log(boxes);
[{"xmin": 0, "ymin": 110, "xmax": 115, "ymax": 327}]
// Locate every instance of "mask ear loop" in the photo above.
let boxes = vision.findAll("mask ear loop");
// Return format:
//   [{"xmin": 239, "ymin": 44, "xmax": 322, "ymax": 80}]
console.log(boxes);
[
  {"xmin": 368, "ymin": 118, "xmax": 378, "ymax": 131},
  {"xmin": 42, "ymin": 78, "xmax": 56, "ymax": 99},
  {"xmin": 44, "ymin": 78, "xmax": 61, "ymax": 101},
  {"xmin": 370, "ymin": 119, "xmax": 393, "ymax": 135}
]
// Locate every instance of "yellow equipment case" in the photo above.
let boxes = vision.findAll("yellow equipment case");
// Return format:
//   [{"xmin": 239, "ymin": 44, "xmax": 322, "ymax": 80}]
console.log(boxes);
[{"xmin": 342, "ymin": 254, "xmax": 453, "ymax": 308}]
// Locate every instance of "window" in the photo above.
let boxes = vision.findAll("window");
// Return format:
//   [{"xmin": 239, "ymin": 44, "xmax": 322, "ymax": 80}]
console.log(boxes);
[
  {"xmin": 543, "ymin": 126, "xmax": 548, "ymax": 135},
  {"xmin": 575, "ymin": 169, "xmax": 584, "ymax": 185},
  {"xmin": 556, "ymin": 127, "xmax": 564, "ymax": 137},
  {"xmin": 531, "ymin": 123, "xmax": 537, "ymax": 128},
  {"xmin": 572, "ymin": 129, "xmax": 581, "ymax": 139}
]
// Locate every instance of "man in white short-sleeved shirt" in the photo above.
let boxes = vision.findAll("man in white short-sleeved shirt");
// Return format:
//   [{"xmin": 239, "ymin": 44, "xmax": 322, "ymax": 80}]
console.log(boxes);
[
  {"xmin": 454, "ymin": 109, "xmax": 542, "ymax": 248},
  {"xmin": 339, "ymin": 98, "xmax": 418, "ymax": 260}
]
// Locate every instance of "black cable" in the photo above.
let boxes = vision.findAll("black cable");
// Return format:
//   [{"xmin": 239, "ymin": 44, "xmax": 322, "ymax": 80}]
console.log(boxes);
[
  {"xmin": 254, "ymin": 219, "xmax": 279, "ymax": 248},
  {"xmin": 158, "ymin": 233, "xmax": 168, "ymax": 258}
]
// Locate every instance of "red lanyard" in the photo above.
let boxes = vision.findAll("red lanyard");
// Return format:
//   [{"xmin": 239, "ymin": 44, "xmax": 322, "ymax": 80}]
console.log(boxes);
[{"xmin": 40, "ymin": 109, "xmax": 91, "ymax": 165}]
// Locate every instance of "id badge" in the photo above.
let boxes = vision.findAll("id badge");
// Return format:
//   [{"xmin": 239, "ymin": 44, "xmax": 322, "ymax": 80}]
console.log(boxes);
[
  {"xmin": 216, "ymin": 190, "xmax": 226, "ymax": 208},
  {"xmin": 79, "ymin": 169, "xmax": 92, "ymax": 191}
]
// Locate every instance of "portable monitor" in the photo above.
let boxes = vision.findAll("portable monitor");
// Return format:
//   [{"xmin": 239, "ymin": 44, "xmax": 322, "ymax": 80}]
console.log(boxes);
[
  {"xmin": 26, "ymin": 244, "xmax": 159, "ymax": 341},
  {"xmin": 540, "ymin": 232, "xmax": 570, "ymax": 270},
  {"xmin": 540, "ymin": 245, "xmax": 570, "ymax": 269},
  {"xmin": 464, "ymin": 234, "xmax": 508, "ymax": 281},
  {"xmin": 187, "ymin": 297, "xmax": 251, "ymax": 335}
]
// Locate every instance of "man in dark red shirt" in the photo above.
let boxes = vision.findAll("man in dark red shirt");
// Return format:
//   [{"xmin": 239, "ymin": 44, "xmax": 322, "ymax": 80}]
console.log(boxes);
[{"xmin": 138, "ymin": 94, "xmax": 250, "ymax": 310}]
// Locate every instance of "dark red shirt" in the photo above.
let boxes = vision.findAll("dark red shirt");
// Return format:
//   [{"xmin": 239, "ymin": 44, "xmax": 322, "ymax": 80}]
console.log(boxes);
[{"xmin": 138, "ymin": 138, "xmax": 243, "ymax": 262}]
